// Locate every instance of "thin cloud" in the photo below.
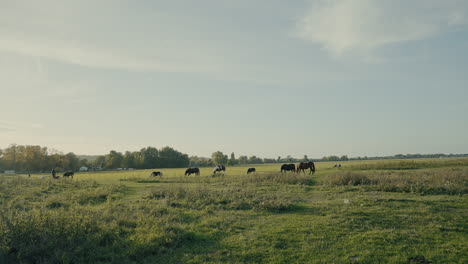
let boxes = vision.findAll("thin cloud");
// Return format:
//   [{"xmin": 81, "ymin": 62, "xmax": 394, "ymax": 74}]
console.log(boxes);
[
  {"xmin": 0, "ymin": 34, "xmax": 204, "ymax": 73},
  {"xmin": 0, "ymin": 120, "xmax": 44, "ymax": 132},
  {"xmin": 296, "ymin": 0, "xmax": 468, "ymax": 56}
]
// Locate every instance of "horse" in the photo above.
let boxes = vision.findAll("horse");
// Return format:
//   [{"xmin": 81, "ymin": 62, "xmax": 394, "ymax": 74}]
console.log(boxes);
[
  {"xmin": 333, "ymin": 164, "xmax": 342, "ymax": 168},
  {"xmin": 185, "ymin": 168, "xmax": 200, "ymax": 176},
  {"xmin": 63, "ymin": 171, "xmax": 74, "ymax": 179},
  {"xmin": 213, "ymin": 165, "xmax": 226, "ymax": 176},
  {"xmin": 246, "ymin": 168, "xmax": 256, "ymax": 174},
  {"xmin": 151, "ymin": 171, "xmax": 162, "ymax": 177},
  {"xmin": 281, "ymin": 164, "xmax": 296, "ymax": 173},
  {"xmin": 297, "ymin": 161, "xmax": 316, "ymax": 175}
]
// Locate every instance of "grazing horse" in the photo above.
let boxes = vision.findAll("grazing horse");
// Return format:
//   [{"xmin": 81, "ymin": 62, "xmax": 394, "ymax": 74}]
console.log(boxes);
[
  {"xmin": 213, "ymin": 165, "xmax": 226, "ymax": 176},
  {"xmin": 333, "ymin": 164, "xmax": 342, "ymax": 168},
  {"xmin": 63, "ymin": 171, "xmax": 74, "ymax": 179},
  {"xmin": 151, "ymin": 171, "xmax": 162, "ymax": 177},
  {"xmin": 281, "ymin": 164, "xmax": 296, "ymax": 173},
  {"xmin": 246, "ymin": 168, "xmax": 256, "ymax": 174},
  {"xmin": 185, "ymin": 167, "xmax": 200, "ymax": 176},
  {"xmin": 297, "ymin": 161, "xmax": 316, "ymax": 175}
]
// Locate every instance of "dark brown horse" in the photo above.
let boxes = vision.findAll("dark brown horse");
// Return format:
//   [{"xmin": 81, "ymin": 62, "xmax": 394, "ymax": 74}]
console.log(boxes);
[
  {"xmin": 246, "ymin": 168, "xmax": 256, "ymax": 174},
  {"xmin": 63, "ymin": 171, "xmax": 74, "ymax": 179},
  {"xmin": 151, "ymin": 171, "xmax": 162, "ymax": 177},
  {"xmin": 185, "ymin": 168, "xmax": 200, "ymax": 176},
  {"xmin": 281, "ymin": 164, "xmax": 296, "ymax": 173},
  {"xmin": 296, "ymin": 162, "xmax": 316, "ymax": 175}
]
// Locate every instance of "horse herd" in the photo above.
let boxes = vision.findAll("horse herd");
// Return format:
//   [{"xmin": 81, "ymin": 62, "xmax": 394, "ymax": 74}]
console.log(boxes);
[
  {"xmin": 48, "ymin": 162, "xmax": 318, "ymax": 180},
  {"xmin": 150, "ymin": 161, "xmax": 316, "ymax": 178}
]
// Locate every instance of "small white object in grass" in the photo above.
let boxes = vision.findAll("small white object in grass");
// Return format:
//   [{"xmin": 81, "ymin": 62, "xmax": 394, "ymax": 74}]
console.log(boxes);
[{"xmin": 344, "ymin": 199, "xmax": 350, "ymax": 204}]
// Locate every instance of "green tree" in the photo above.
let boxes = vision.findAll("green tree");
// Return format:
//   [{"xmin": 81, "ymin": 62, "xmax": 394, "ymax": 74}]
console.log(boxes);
[
  {"xmin": 189, "ymin": 156, "xmax": 213, "ymax": 167},
  {"xmin": 2, "ymin": 144, "xmax": 18, "ymax": 171},
  {"xmin": 159, "ymin": 146, "xmax": 189, "ymax": 168},
  {"xmin": 228, "ymin": 152, "xmax": 238, "ymax": 166},
  {"xmin": 248, "ymin": 156, "xmax": 263, "ymax": 164},
  {"xmin": 104, "ymin": 151, "xmax": 124, "ymax": 169},
  {"xmin": 80, "ymin": 159, "xmax": 90, "ymax": 167},
  {"xmin": 64, "ymin": 152, "xmax": 80, "ymax": 171},
  {"xmin": 0, "ymin": 148, "xmax": 4, "ymax": 171},
  {"xmin": 321, "ymin": 155, "xmax": 340, "ymax": 161},
  {"xmin": 340, "ymin": 155, "xmax": 349, "ymax": 161},
  {"xmin": 212, "ymin": 151, "xmax": 228, "ymax": 165},
  {"xmin": 139, "ymin": 147, "xmax": 159, "ymax": 169},
  {"xmin": 94, "ymin": 156, "xmax": 105, "ymax": 168},
  {"xmin": 238, "ymin": 155, "xmax": 248, "ymax": 165},
  {"xmin": 122, "ymin": 151, "xmax": 137, "ymax": 168}
]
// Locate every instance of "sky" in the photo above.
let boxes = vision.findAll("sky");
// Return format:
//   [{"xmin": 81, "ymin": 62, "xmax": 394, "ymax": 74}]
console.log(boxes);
[{"xmin": 1, "ymin": 0, "xmax": 468, "ymax": 158}]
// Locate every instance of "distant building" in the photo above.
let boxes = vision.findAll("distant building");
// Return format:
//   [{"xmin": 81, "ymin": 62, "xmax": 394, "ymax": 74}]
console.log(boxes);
[
  {"xmin": 79, "ymin": 166, "xmax": 88, "ymax": 172},
  {"xmin": 4, "ymin": 170, "xmax": 15, "ymax": 174}
]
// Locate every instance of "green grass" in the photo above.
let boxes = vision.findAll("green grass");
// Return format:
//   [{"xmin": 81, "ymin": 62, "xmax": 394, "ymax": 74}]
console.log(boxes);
[{"xmin": 1, "ymin": 158, "xmax": 467, "ymax": 263}]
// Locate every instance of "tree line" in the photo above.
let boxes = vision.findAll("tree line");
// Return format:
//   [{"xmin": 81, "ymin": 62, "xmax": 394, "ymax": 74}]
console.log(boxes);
[
  {"xmin": 0, "ymin": 144, "xmax": 189, "ymax": 172},
  {"xmin": 1, "ymin": 144, "xmax": 467, "ymax": 173},
  {"xmin": 0, "ymin": 145, "xmax": 81, "ymax": 173}
]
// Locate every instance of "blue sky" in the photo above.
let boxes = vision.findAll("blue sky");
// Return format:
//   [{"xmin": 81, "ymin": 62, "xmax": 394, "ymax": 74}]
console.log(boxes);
[{"xmin": 1, "ymin": 0, "xmax": 467, "ymax": 158}]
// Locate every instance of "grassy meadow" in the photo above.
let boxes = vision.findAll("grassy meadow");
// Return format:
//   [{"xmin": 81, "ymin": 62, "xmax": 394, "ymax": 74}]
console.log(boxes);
[{"xmin": 1, "ymin": 158, "xmax": 467, "ymax": 263}]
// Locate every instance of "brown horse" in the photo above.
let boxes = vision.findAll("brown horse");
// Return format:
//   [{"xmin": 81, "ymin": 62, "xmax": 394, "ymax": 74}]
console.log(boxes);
[
  {"xmin": 63, "ymin": 171, "xmax": 74, "ymax": 179},
  {"xmin": 297, "ymin": 162, "xmax": 316, "ymax": 175}
]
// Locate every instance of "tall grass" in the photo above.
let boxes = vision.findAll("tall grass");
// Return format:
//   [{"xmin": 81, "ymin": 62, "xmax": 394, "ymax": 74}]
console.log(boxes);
[
  {"xmin": 0, "ymin": 206, "xmax": 197, "ymax": 263},
  {"xmin": 243, "ymin": 172, "xmax": 314, "ymax": 185},
  {"xmin": 349, "ymin": 158, "xmax": 468, "ymax": 170},
  {"xmin": 326, "ymin": 168, "xmax": 467, "ymax": 195},
  {"xmin": 0, "ymin": 177, "xmax": 197, "ymax": 263},
  {"xmin": 146, "ymin": 186, "xmax": 296, "ymax": 212}
]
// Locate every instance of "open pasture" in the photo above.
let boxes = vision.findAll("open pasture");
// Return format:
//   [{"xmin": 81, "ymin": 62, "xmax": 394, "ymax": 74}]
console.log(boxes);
[{"xmin": 1, "ymin": 158, "xmax": 467, "ymax": 263}]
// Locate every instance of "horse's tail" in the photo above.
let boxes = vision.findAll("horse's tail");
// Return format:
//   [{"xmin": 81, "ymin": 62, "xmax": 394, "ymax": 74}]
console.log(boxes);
[{"xmin": 310, "ymin": 162, "xmax": 316, "ymax": 174}]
